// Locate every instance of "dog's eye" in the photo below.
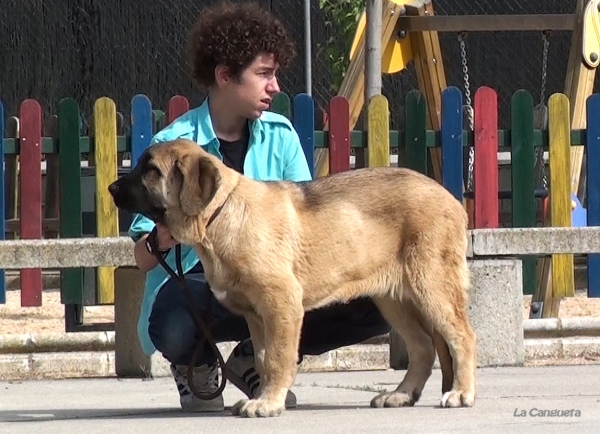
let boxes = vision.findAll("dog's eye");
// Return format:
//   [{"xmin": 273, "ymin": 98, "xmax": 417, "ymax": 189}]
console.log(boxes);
[{"xmin": 147, "ymin": 164, "xmax": 161, "ymax": 176}]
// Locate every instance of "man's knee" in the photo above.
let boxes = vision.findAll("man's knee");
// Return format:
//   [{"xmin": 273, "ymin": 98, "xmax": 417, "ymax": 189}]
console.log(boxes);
[{"xmin": 148, "ymin": 310, "xmax": 196, "ymax": 364}]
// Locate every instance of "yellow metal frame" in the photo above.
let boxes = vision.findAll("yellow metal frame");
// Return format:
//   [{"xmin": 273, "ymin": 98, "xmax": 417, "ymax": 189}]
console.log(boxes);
[{"xmin": 350, "ymin": 0, "xmax": 414, "ymax": 74}]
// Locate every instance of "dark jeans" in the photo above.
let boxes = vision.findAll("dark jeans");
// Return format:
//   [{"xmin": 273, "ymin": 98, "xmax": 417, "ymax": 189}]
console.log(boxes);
[{"xmin": 148, "ymin": 267, "xmax": 391, "ymax": 367}]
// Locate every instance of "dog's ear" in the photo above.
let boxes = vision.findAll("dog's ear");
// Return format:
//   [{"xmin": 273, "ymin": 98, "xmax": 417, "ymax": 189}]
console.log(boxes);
[{"xmin": 174, "ymin": 154, "xmax": 222, "ymax": 216}]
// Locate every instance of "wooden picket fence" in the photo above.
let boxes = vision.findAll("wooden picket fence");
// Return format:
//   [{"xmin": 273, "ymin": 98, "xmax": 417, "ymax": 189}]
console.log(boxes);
[{"xmin": 1, "ymin": 86, "xmax": 600, "ymax": 309}]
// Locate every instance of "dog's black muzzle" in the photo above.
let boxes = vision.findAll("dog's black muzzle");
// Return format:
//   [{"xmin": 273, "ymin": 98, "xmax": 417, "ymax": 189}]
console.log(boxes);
[{"xmin": 108, "ymin": 173, "xmax": 166, "ymax": 224}]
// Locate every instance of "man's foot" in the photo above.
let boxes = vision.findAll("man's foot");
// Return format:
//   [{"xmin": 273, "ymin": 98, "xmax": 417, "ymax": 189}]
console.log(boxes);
[
  {"xmin": 225, "ymin": 339, "xmax": 297, "ymax": 409},
  {"xmin": 170, "ymin": 363, "xmax": 224, "ymax": 412}
]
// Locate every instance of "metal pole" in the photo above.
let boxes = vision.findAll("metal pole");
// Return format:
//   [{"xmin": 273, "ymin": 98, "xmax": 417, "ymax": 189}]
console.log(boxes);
[
  {"xmin": 365, "ymin": 0, "xmax": 382, "ymax": 103},
  {"xmin": 304, "ymin": 0, "xmax": 312, "ymax": 96}
]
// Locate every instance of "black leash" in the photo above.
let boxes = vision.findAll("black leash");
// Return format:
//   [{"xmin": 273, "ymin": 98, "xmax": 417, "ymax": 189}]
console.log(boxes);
[{"xmin": 147, "ymin": 226, "xmax": 228, "ymax": 400}]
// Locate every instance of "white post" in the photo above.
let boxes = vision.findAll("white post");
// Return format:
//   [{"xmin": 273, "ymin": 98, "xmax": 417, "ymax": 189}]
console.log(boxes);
[
  {"xmin": 304, "ymin": 0, "xmax": 312, "ymax": 95},
  {"xmin": 365, "ymin": 0, "xmax": 382, "ymax": 103}
]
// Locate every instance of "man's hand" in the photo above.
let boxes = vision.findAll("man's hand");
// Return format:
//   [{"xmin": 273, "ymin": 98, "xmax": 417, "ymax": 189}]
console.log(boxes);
[
  {"xmin": 134, "ymin": 223, "xmax": 180, "ymax": 272},
  {"xmin": 155, "ymin": 223, "xmax": 179, "ymax": 251}
]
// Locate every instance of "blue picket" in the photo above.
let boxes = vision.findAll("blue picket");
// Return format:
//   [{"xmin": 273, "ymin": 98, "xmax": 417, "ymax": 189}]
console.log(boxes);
[
  {"xmin": 0, "ymin": 101, "xmax": 5, "ymax": 304},
  {"xmin": 586, "ymin": 94, "xmax": 600, "ymax": 298},
  {"xmin": 131, "ymin": 94, "xmax": 153, "ymax": 167},
  {"xmin": 441, "ymin": 86, "xmax": 464, "ymax": 202},
  {"xmin": 293, "ymin": 93, "xmax": 315, "ymax": 178}
]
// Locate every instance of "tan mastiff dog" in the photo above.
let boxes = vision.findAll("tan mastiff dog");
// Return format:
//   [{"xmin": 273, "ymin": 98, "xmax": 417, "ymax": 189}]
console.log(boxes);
[{"xmin": 109, "ymin": 138, "xmax": 477, "ymax": 418}]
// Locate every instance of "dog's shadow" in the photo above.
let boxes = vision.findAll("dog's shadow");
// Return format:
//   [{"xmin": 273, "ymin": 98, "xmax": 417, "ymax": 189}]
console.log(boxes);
[
  {"xmin": 0, "ymin": 408, "xmax": 229, "ymax": 423},
  {"xmin": 0, "ymin": 403, "xmax": 446, "ymax": 423}
]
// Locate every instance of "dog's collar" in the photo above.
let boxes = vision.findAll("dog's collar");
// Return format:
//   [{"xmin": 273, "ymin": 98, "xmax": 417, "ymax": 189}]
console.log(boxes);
[{"xmin": 206, "ymin": 197, "xmax": 228, "ymax": 228}]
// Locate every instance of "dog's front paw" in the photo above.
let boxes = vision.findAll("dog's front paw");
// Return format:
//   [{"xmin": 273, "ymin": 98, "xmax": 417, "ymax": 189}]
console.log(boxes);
[
  {"xmin": 370, "ymin": 390, "xmax": 417, "ymax": 408},
  {"xmin": 440, "ymin": 390, "xmax": 475, "ymax": 408},
  {"xmin": 231, "ymin": 398, "xmax": 285, "ymax": 418}
]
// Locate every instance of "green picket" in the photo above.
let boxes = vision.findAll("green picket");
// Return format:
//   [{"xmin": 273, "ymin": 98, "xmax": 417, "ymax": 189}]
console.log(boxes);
[
  {"xmin": 403, "ymin": 90, "xmax": 427, "ymax": 174},
  {"xmin": 59, "ymin": 98, "xmax": 84, "ymax": 304},
  {"xmin": 152, "ymin": 110, "xmax": 165, "ymax": 134},
  {"xmin": 271, "ymin": 92, "xmax": 291, "ymax": 120},
  {"xmin": 510, "ymin": 90, "xmax": 536, "ymax": 295}
]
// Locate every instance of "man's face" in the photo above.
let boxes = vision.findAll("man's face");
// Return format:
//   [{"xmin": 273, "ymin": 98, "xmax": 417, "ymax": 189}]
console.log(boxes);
[{"xmin": 225, "ymin": 52, "xmax": 281, "ymax": 120}]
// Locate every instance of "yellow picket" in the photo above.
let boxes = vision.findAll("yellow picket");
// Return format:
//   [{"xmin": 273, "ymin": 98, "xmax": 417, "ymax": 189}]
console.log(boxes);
[
  {"xmin": 548, "ymin": 93, "xmax": 575, "ymax": 298},
  {"xmin": 94, "ymin": 97, "xmax": 118, "ymax": 305},
  {"xmin": 367, "ymin": 94, "xmax": 390, "ymax": 168}
]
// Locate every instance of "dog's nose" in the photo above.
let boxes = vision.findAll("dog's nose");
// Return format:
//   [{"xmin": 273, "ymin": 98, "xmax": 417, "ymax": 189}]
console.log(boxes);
[{"xmin": 108, "ymin": 183, "xmax": 119, "ymax": 195}]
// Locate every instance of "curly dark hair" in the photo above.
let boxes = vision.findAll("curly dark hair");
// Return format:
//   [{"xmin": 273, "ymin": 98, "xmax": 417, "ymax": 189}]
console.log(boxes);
[{"xmin": 187, "ymin": 2, "xmax": 297, "ymax": 88}]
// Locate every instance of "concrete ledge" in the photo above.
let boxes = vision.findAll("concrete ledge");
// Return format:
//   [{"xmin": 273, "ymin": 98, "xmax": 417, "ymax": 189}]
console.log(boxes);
[
  {"xmin": 525, "ymin": 337, "xmax": 600, "ymax": 360},
  {"xmin": 0, "ymin": 237, "xmax": 135, "ymax": 269},
  {"xmin": 2, "ymin": 339, "xmax": 599, "ymax": 380},
  {"xmin": 4, "ymin": 317, "xmax": 599, "ymax": 356},
  {"xmin": 1, "ymin": 226, "xmax": 600, "ymax": 270},
  {"xmin": 524, "ymin": 318, "xmax": 600, "ymax": 338},
  {"xmin": 0, "ymin": 351, "xmax": 115, "ymax": 380},
  {"xmin": 300, "ymin": 344, "xmax": 391, "ymax": 372},
  {"xmin": 5, "ymin": 270, "xmax": 60, "ymax": 290},
  {"xmin": 470, "ymin": 226, "xmax": 600, "ymax": 256},
  {"xmin": 0, "ymin": 332, "xmax": 115, "ymax": 354}
]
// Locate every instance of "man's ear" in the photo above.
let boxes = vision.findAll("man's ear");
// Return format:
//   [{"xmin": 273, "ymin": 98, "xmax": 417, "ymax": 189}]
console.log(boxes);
[
  {"xmin": 175, "ymin": 155, "xmax": 221, "ymax": 216},
  {"xmin": 215, "ymin": 64, "xmax": 232, "ymax": 87}
]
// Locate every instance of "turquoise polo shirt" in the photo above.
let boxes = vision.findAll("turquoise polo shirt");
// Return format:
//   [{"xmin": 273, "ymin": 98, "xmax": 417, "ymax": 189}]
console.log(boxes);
[{"xmin": 128, "ymin": 97, "xmax": 312, "ymax": 355}]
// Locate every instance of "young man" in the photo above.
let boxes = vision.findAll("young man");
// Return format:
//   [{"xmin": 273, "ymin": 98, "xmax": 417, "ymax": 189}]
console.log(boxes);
[{"xmin": 128, "ymin": 2, "xmax": 391, "ymax": 413}]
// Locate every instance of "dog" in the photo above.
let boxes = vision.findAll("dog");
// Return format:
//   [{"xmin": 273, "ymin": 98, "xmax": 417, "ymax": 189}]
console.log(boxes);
[{"xmin": 109, "ymin": 138, "xmax": 477, "ymax": 418}]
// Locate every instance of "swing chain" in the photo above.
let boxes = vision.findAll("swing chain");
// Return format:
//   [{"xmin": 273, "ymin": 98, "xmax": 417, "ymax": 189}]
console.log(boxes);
[
  {"xmin": 536, "ymin": 31, "xmax": 550, "ymax": 191},
  {"xmin": 539, "ymin": 31, "xmax": 549, "ymax": 107},
  {"xmin": 459, "ymin": 32, "xmax": 475, "ymax": 191},
  {"xmin": 458, "ymin": 32, "xmax": 474, "ymax": 130}
]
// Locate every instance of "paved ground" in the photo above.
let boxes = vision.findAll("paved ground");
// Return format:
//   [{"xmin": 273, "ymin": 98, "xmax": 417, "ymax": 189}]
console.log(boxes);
[{"xmin": 1, "ymin": 365, "xmax": 599, "ymax": 433}]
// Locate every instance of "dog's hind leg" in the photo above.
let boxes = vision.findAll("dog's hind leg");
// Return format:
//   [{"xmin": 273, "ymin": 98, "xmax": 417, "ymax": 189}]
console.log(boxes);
[
  {"xmin": 370, "ymin": 297, "xmax": 436, "ymax": 408},
  {"xmin": 404, "ymin": 245, "xmax": 477, "ymax": 408},
  {"xmin": 434, "ymin": 330, "xmax": 454, "ymax": 394}
]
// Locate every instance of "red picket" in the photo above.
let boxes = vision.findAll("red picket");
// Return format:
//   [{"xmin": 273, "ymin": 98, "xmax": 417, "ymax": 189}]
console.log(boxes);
[
  {"xmin": 19, "ymin": 99, "xmax": 43, "ymax": 306},
  {"xmin": 473, "ymin": 87, "xmax": 499, "ymax": 228},
  {"xmin": 167, "ymin": 95, "xmax": 190, "ymax": 124},
  {"xmin": 328, "ymin": 96, "xmax": 351, "ymax": 174}
]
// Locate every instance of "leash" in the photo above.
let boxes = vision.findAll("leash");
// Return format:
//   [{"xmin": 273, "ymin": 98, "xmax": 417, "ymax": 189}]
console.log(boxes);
[{"xmin": 147, "ymin": 226, "xmax": 228, "ymax": 400}]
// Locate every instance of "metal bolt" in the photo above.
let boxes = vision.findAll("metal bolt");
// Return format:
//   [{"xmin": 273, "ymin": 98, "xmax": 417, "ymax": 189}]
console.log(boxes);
[
  {"xmin": 530, "ymin": 302, "xmax": 543, "ymax": 319},
  {"xmin": 591, "ymin": 52, "xmax": 599, "ymax": 62}
]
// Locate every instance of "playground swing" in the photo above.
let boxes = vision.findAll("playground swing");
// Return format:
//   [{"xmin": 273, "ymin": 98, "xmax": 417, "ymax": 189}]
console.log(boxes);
[
  {"xmin": 459, "ymin": 30, "xmax": 550, "ymax": 212},
  {"xmin": 337, "ymin": 0, "xmax": 597, "ymax": 320},
  {"xmin": 532, "ymin": 31, "xmax": 551, "ymax": 221}
]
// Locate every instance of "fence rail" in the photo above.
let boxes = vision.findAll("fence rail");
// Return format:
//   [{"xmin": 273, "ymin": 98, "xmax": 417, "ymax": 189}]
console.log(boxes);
[{"xmin": 1, "ymin": 86, "xmax": 600, "ymax": 310}]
